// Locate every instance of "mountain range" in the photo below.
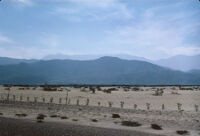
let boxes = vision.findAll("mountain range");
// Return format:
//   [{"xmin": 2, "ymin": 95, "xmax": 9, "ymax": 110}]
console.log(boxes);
[
  {"xmin": 1, "ymin": 54, "xmax": 199, "ymax": 71},
  {"xmin": 0, "ymin": 57, "xmax": 38, "ymax": 65},
  {"xmin": 42, "ymin": 54, "xmax": 148, "ymax": 62},
  {"xmin": 0, "ymin": 56, "xmax": 199, "ymax": 85}
]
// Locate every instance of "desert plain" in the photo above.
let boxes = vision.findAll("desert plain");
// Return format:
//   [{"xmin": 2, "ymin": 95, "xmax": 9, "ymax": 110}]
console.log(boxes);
[{"xmin": 0, "ymin": 85, "xmax": 200, "ymax": 136}]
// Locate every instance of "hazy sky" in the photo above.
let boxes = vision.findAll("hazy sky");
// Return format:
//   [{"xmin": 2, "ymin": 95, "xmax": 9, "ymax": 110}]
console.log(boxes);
[{"xmin": 0, "ymin": 0, "xmax": 200, "ymax": 60}]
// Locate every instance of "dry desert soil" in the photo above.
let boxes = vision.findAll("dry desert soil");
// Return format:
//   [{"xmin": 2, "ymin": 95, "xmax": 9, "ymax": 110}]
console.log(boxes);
[{"xmin": 0, "ymin": 85, "xmax": 200, "ymax": 136}]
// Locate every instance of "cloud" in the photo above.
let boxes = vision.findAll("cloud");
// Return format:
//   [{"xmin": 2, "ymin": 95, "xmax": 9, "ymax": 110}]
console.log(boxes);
[
  {"xmin": 13, "ymin": 0, "xmax": 35, "ymax": 7},
  {"xmin": 50, "ymin": 0, "xmax": 133, "ymax": 22},
  {"xmin": 104, "ymin": 2, "xmax": 200, "ymax": 59},
  {"xmin": 67, "ymin": 0, "xmax": 117, "ymax": 8},
  {"xmin": 0, "ymin": 35, "xmax": 13, "ymax": 44},
  {"xmin": 158, "ymin": 46, "xmax": 200, "ymax": 56}
]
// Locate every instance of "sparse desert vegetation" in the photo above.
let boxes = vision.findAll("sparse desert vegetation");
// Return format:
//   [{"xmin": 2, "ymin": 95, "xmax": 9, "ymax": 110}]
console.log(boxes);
[
  {"xmin": 15, "ymin": 113, "xmax": 27, "ymax": 117},
  {"xmin": 112, "ymin": 113, "xmax": 120, "ymax": 118},
  {"xmin": 151, "ymin": 124, "xmax": 162, "ymax": 130},
  {"xmin": 37, "ymin": 113, "xmax": 46, "ymax": 123},
  {"xmin": 60, "ymin": 116, "xmax": 68, "ymax": 119},
  {"xmin": 0, "ymin": 85, "xmax": 199, "ymax": 136},
  {"xmin": 121, "ymin": 121, "xmax": 142, "ymax": 127},
  {"xmin": 91, "ymin": 119, "xmax": 98, "ymax": 122},
  {"xmin": 72, "ymin": 119, "xmax": 78, "ymax": 121},
  {"xmin": 176, "ymin": 130, "xmax": 189, "ymax": 135}
]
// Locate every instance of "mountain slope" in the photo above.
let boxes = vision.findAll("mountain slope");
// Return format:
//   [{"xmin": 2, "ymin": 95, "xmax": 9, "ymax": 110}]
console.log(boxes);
[
  {"xmin": 43, "ymin": 54, "xmax": 149, "ymax": 62},
  {"xmin": 154, "ymin": 55, "xmax": 200, "ymax": 71},
  {"xmin": 0, "ymin": 57, "xmax": 199, "ymax": 85},
  {"xmin": 0, "ymin": 57, "xmax": 38, "ymax": 65}
]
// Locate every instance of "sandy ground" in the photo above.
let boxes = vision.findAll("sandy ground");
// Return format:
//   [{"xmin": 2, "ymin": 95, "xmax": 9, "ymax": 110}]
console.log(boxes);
[
  {"xmin": 0, "ymin": 86, "xmax": 200, "ymax": 111},
  {"xmin": 0, "ymin": 86, "xmax": 200, "ymax": 136},
  {"xmin": 0, "ymin": 117, "xmax": 164, "ymax": 136}
]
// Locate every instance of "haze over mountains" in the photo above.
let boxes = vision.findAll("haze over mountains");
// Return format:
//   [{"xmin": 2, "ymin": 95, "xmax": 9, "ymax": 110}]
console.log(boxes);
[
  {"xmin": 2, "ymin": 54, "xmax": 198, "ymax": 71},
  {"xmin": 43, "ymin": 54, "xmax": 148, "ymax": 62},
  {"xmin": 0, "ymin": 57, "xmax": 38, "ymax": 65},
  {"xmin": 0, "ymin": 56, "xmax": 199, "ymax": 85},
  {"xmin": 154, "ymin": 55, "xmax": 200, "ymax": 71},
  {"xmin": 43, "ymin": 54, "xmax": 200, "ymax": 71}
]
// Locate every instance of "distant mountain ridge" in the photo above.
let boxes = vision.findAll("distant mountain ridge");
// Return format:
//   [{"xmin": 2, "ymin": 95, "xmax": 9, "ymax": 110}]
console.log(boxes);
[
  {"xmin": 0, "ymin": 57, "xmax": 38, "ymax": 65},
  {"xmin": 43, "ymin": 54, "xmax": 200, "ymax": 71},
  {"xmin": 42, "ymin": 54, "xmax": 148, "ymax": 62},
  {"xmin": 0, "ymin": 56, "xmax": 199, "ymax": 85},
  {"xmin": 0, "ymin": 54, "xmax": 200, "ymax": 71}
]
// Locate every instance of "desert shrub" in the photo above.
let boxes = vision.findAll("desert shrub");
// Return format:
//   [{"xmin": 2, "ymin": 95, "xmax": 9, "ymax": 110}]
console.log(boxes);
[
  {"xmin": 96, "ymin": 86, "xmax": 101, "ymax": 91},
  {"xmin": 43, "ymin": 87, "xmax": 57, "ymax": 91},
  {"xmin": 98, "ymin": 102, "xmax": 101, "ymax": 106},
  {"xmin": 80, "ymin": 87, "xmax": 88, "ymax": 92},
  {"xmin": 0, "ymin": 113, "xmax": 3, "ymax": 115},
  {"xmin": 4, "ymin": 87, "xmax": 10, "ymax": 90},
  {"xmin": 57, "ymin": 88, "xmax": 63, "ymax": 91},
  {"xmin": 171, "ymin": 91, "xmax": 180, "ymax": 95},
  {"xmin": 176, "ymin": 130, "xmax": 188, "ymax": 135},
  {"xmin": 121, "ymin": 121, "xmax": 141, "ymax": 127},
  {"xmin": 32, "ymin": 87, "xmax": 37, "ymax": 90},
  {"xmin": 43, "ymin": 84, "xmax": 57, "ymax": 91},
  {"xmin": 134, "ymin": 104, "xmax": 137, "ymax": 110},
  {"xmin": 146, "ymin": 103, "xmax": 150, "ymax": 110},
  {"xmin": 91, "ymin": 119, "xmax": 98, "ymax": 122},
  {"xmin": 120, "ymin": 101, "xmax": 124, "ymax": 108},
  {"xmin": 132, "ymin": 87, "xmax": 140, "ymax": 91},
  {"xmin": 37, "ymin": 114, "xmax": 46, "ymax": 123},
  {"xmin": 194, "ymin": 104, "xmax": 199, "ymax": 112},
  {"xmin": 179, "ymin": 86, "xmax": 193, "ymax": 90},
  {"xmin": 108, "ymin": 101, "xmax": 113, "ymax": 107},
  {"xmin": 18, "ymin": 88, "xmax": 25, "ymax": 90},
  {"xmin": 171, "ymin": 87, "xmax": 176, "ymax": 90},
  {"xmin": 153, "ymin": 89, "xmax": 164, "ymax": 96},
  {"xmin": 89, "ymin": 87, "xmax": 96, "ymax": 94},
  {"xmin": 60, "ymin": 116, "xmax": 68, "ymax": 119},
  {"xmin": 72, "ymin": 119, "xmax": 78, "ymax": 121},
  {"xmin": 15, "ymin": 113, "xmax": 27, "ymax": 117},
  {"xmin": 112, "ymin": 114, "xmax": 120, "ymax": 118},
  {"xmin": 3, "ymin": 84, "xmax": 12, "ymax": 87},
  {"xmin": 177, "ymin": 103, "xmax": 182, "ymax": 111},
  {"xmin": 103, "ymin": 89, "xmax": 112, "ymax": 93},
  {"xmin": 151, "ymin": 124, "xmax": 162, "ymax": 130},
  {"xmin": 103, "ymin": 88, "xmax": 116, "ymax": 93},
  {"xmin": 38, "ymin": 113, "xmax": 47, "ymax": 118},
  {"xmin": 124, "ymin": 88, "xmax": 129, "ymax": 92},
  {"xmin": 50, "ymin": 114, "xmax": 59, "ymax": 118}
]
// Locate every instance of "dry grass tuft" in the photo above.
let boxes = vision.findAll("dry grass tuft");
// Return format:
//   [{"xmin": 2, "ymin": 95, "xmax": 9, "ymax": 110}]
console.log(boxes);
[
  {"xmin": 72, "ymin": 119, "xmax": 78, "ymax": 121},
  {"xmin": 112, "ymin": 114, "xmax": 120, "ymax": 118},
  {"xmin": 36, "ymin": 114, "xmax": 46, "ymax": 123},
  {"xmin": 121, "ymin": 121, "xmax": 141, "ymax": 127},
  {"xmin": 50, "ymin": 114, "xmax": 59, "ymax": 118},
  {"xmin": 15, "ymin": 113, "xmax": 27, "ymax": 117},
  {"xmin": 151, "ymin": 124, "xmax": 162, "ymax": 130},
  {"xmin": 176, "ymin": 130, "xmax": 189, "ymax": 135},
  {"xmin": 60, "ymin": 116, "xmax": 68, "ymax": 119},
  {"xmin": 91, "ymin": 119, "xmax": 98, "ymax": 122}
]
